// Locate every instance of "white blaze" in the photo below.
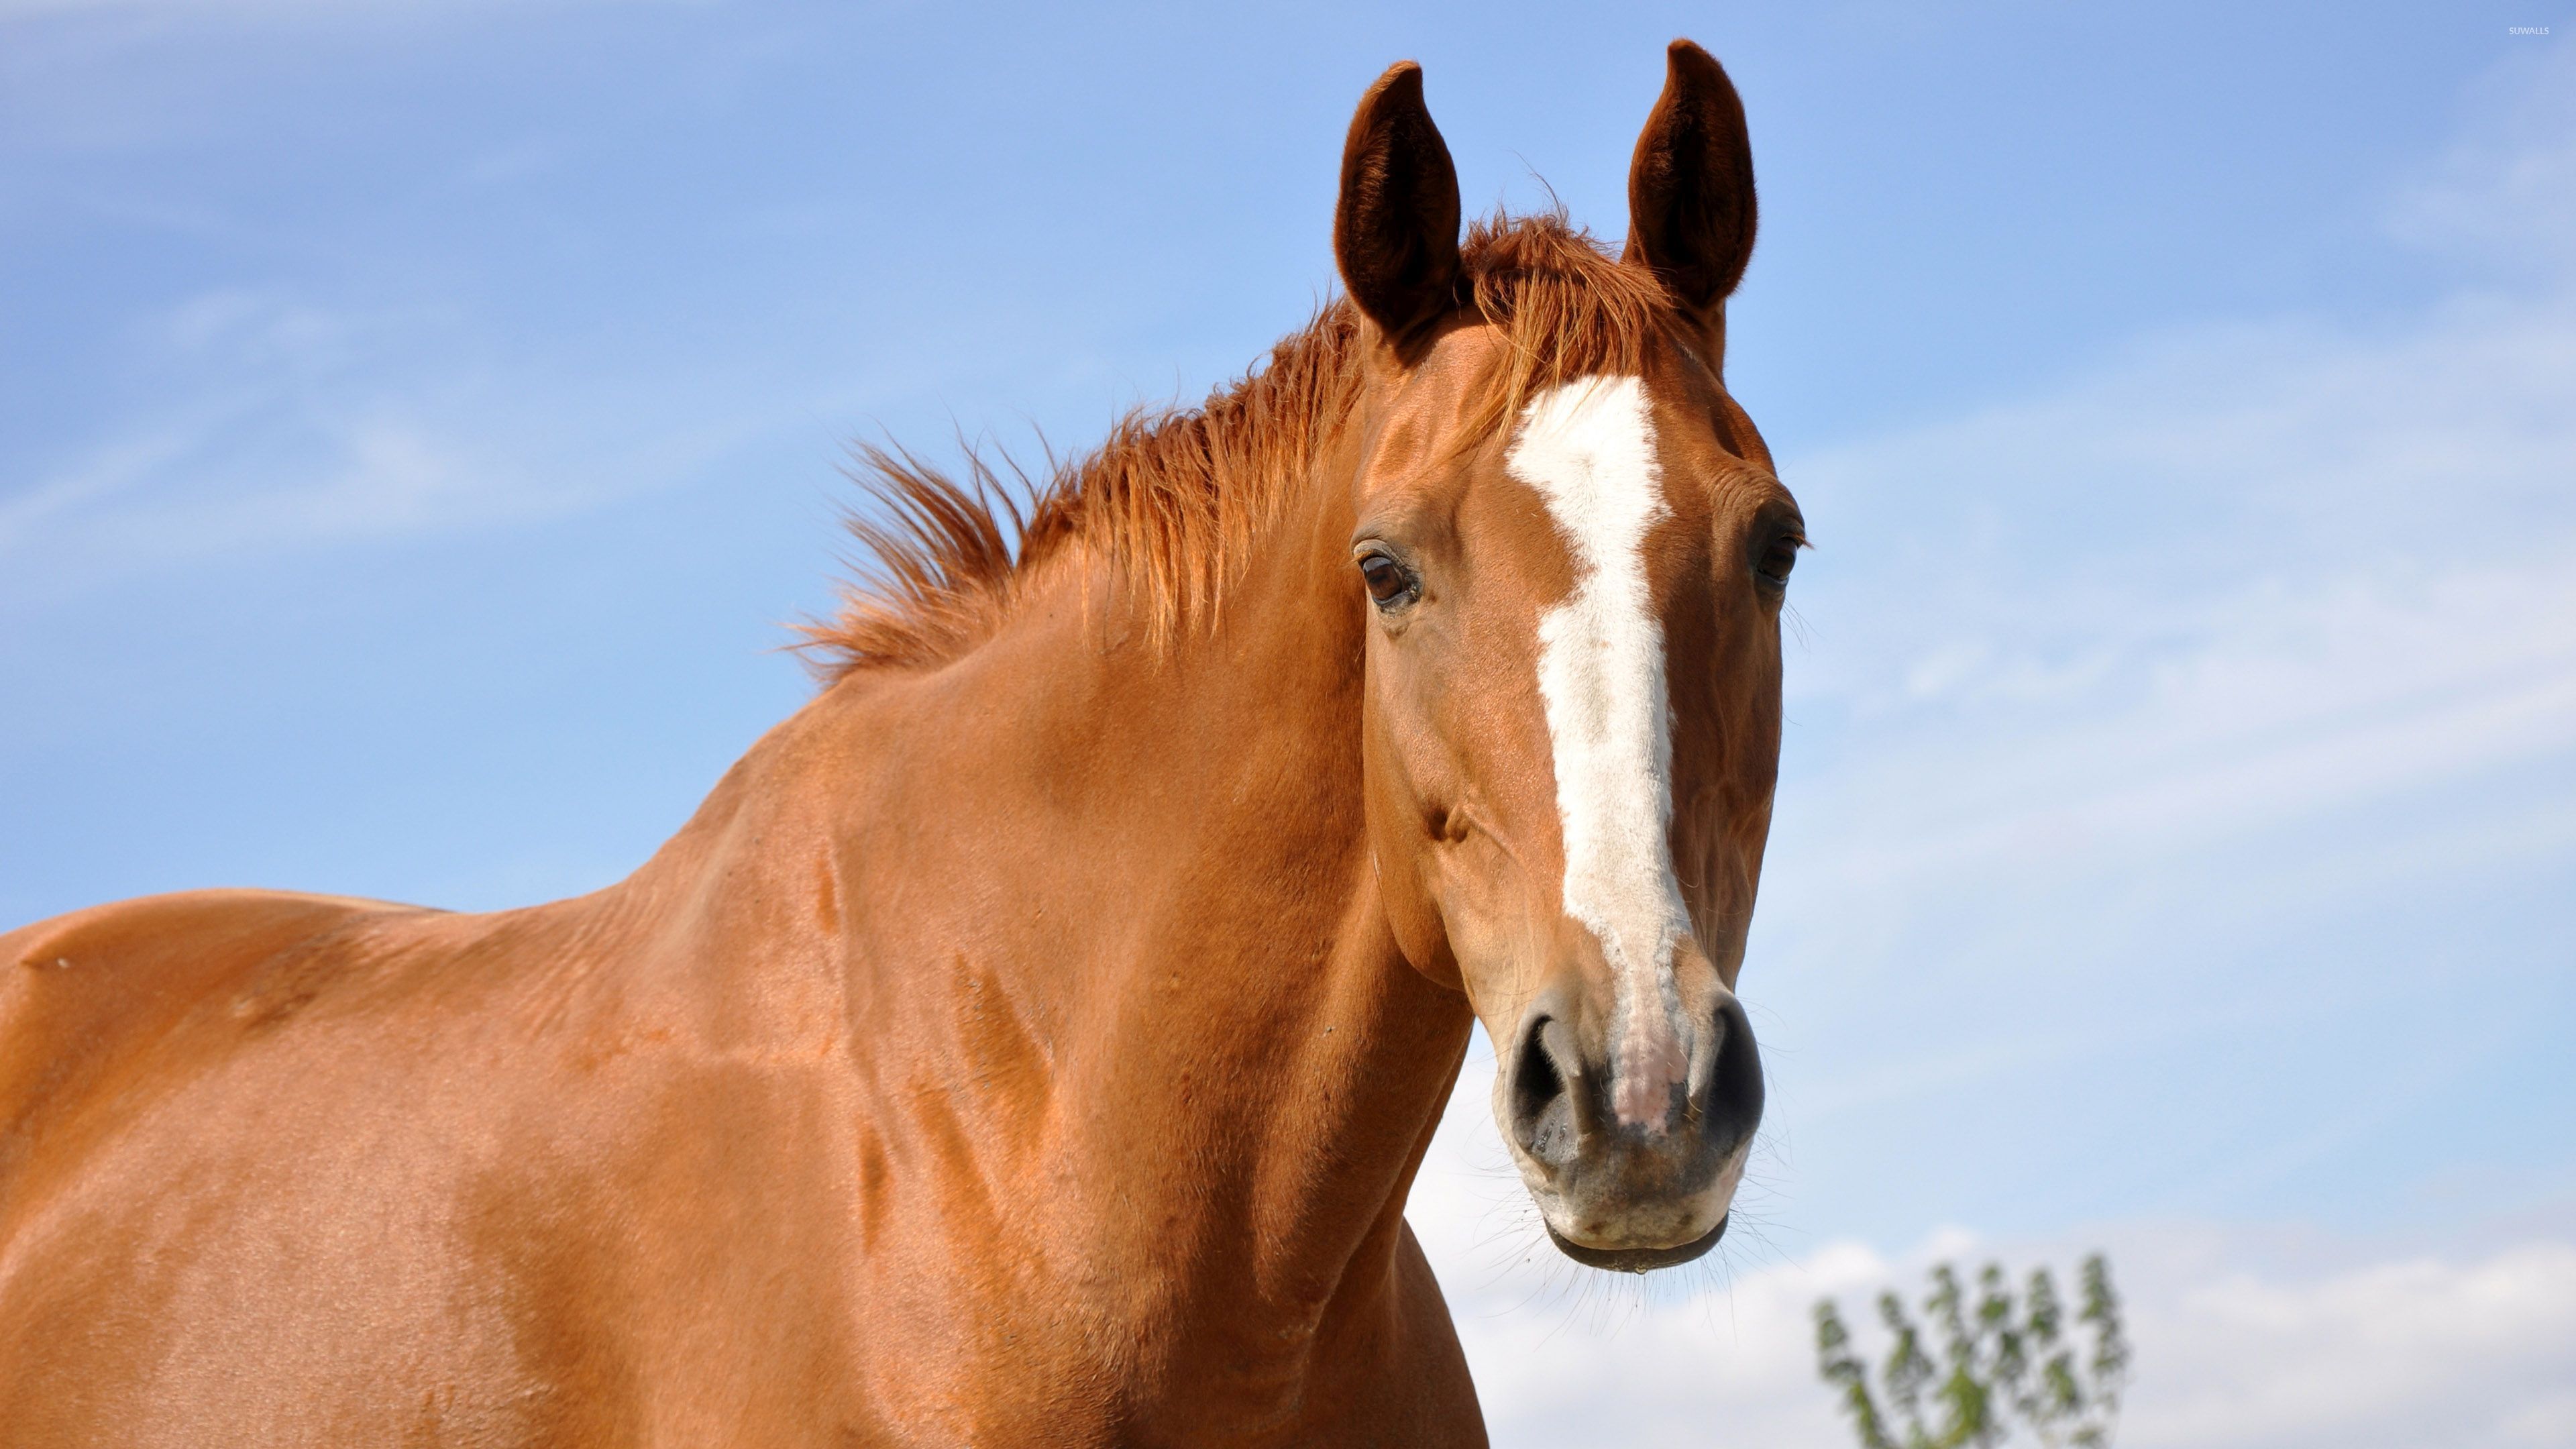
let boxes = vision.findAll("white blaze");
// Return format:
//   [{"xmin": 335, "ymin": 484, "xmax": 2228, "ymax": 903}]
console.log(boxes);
[{"xmin": 1506, "ymin": 376, "xmax": 1694, "ymax": 1130}]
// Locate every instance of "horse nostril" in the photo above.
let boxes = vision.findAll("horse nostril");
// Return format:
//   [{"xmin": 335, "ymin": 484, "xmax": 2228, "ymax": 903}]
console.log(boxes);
[
  {"xmin": 1689, "ymin": 994, "xmax": 1766, "ymax": 1148},
  {"xmin": 1509, "ymin": 1020, "xmax": 1558, "ymax": 1151},
  {"xmin": 1509, "ymin": 1012, "xmax": 1599, "ymax": 1165}
]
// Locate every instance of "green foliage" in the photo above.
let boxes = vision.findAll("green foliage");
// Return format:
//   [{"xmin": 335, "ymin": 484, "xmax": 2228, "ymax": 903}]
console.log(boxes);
[{"xmin": 1813, "ymin": 1254, "xmax": 2128, "ymax": 1449}]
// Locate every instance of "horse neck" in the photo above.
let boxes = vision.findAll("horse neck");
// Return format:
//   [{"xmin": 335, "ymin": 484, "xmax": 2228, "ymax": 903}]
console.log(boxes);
[{"xmin": 716, "ymin": 422, "xmax": 1472, "ymax": 1336}]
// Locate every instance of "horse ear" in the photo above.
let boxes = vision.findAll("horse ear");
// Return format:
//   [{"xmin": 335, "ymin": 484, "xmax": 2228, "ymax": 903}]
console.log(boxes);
[
  {"xmin": 1623, "ymin": 40, "xmax": 1757, "ymax": 324},
  {"xmin": 1334, "ymin": 62, "xmax": 1462, "ymax": 350}
]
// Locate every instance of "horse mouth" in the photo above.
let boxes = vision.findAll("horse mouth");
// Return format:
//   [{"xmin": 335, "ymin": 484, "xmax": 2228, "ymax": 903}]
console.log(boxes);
[{"xmin": 1544, "ymin": 1212, "xmax": 1727, "ymax": 1273}]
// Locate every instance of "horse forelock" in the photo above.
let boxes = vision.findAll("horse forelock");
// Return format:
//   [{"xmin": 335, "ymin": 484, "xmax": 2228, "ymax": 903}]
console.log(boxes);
[{"xmin": 797, "ymin": 211, "xmax": 1691, "ymax": 679}]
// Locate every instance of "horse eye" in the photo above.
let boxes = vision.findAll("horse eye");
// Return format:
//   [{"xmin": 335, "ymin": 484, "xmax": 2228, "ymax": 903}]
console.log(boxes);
[
  {"xmin": 1359, "ymin": 553, "xmax": 1415, "ymax": 606},
  {"xmin": 1757, "ymin": 538, "xmax": 1799, "ymax": 588}
]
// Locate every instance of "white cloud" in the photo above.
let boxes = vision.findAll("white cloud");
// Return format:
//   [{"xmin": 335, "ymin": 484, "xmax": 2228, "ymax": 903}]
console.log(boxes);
[
  {"xmin": 0, "ymin": 289, "xmax": 765, "ymax": 586},
  {"xmin": 2132, "ymin": 1238, "xmax": 2576, "ymax": 1449},
  {"xmin": 1412, "ymin": 1044, "xmax": 2576, "ymax": 1449},
  {"xmin": 1772, "ymin": 286, "xmax": 2576, "ymax": 906},
  {"xmin": 2390, "ymin": 45, "xmax": 2576, "ymax": 275}
]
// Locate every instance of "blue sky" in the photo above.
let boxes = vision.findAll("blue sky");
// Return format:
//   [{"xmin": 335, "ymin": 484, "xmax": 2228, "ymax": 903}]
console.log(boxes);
[{"xmin": 6, "ymin": 3, "xmax": 2573, "ymax": 1444}]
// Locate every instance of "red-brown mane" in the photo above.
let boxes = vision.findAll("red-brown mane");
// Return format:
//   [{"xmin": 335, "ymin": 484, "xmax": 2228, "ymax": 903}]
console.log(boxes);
[{"xmin": 799, "ymin": 212, "xmax": 1684, "ymax": 676}]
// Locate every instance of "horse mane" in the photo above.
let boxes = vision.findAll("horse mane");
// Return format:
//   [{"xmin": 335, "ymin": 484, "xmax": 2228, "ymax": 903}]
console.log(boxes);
[{"xmin": 798, "ymin": 211, "xmax": 1681, "ymax": 678}]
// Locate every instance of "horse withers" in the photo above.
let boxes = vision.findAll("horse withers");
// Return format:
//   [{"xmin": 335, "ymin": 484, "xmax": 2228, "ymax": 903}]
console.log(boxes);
[{"xmin": 0, "ymin": 41, "xmax": 1802, "ymax": 1446}]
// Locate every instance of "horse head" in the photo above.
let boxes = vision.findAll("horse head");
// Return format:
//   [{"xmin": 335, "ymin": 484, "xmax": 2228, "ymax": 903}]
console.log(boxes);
[{"xmin": 1336, "ymin": 44, "xmax": 1798, "ymax": 1272}]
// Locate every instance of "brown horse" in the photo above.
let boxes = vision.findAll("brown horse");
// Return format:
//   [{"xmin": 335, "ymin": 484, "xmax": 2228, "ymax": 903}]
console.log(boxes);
[{"xmin": 0, "ymin": 42, "xmax": 1800, "ymax": 1447}]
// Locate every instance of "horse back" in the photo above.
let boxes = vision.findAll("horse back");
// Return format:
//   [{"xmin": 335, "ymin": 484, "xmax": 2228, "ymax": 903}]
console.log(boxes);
[{"xmin": 0, "ymin": 889, "xmax": 429, "ymax": 1195}]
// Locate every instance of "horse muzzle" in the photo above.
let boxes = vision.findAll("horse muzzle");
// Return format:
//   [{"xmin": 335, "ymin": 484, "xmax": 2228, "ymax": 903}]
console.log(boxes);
[{"xmin": 1497, "ymin": 983, "xmax": 1764, "ymax": 1272}]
